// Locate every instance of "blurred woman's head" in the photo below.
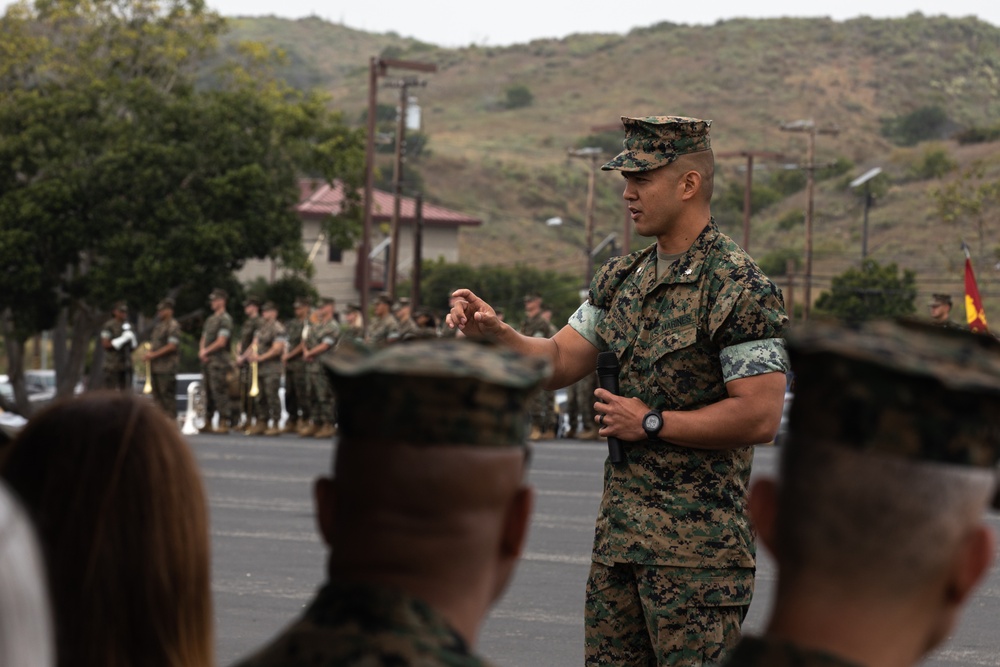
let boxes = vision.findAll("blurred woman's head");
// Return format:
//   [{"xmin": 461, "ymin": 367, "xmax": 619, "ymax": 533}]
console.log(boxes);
[{"xmin": 2, "ymin": 391, "xmax": 213, "ymax": 667}]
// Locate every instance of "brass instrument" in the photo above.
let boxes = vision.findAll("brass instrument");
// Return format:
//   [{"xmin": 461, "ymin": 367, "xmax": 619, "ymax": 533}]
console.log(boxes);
[
  {"xmin": 142, "ymin": 343, "xmax": 153, "ymax": 394},
  {"xmin": 249, "ymin": 343, "xmax": 260, "ymax": 397}
]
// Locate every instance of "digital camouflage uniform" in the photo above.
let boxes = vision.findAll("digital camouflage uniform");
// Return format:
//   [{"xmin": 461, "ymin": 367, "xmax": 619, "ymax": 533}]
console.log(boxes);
[
  {"xmin": 255, "ymin": 318, "xmax": 287, "ymax": 427},
  {"xmin": 201, "ymin": 311, "xmax": 233, "ymax": 428},
  {"xmin": 238, "ymin": 314, "xmax": 263, "ymax": 426},
  {"xmin": 284, "ymin": 315, "xmax": 309, "ymax": 426},
  {"xmin": 396, "ymin": 315, "xmax": 420, "ymax": 341},
  {"xmin": 148, "ymin": 315, "xmax": 182, "ymax": 416},
  {"xmin": 100, "ymin": 318, "xmax": 132, "ymax": 390},
  {"xmin": 305, "ymin": 317, "xmax": 340, "ymax": 427},
  {"xmin": 231, "ymin": 581, "xmax": 498, "ymax": 667},
  {"xmin": 367, "ymin": 312, "xmax": 400, "ymax": 347},
  {"xmin": 569, "ymin": 219, "xmax": 788, "ymax": 666},
  {"xmin": 721, "ymin": 637, "xmax": 862, "ymax": 667},
  {"xmin": 519, "ymin": 312, "xmax": 558, "ymax": 434}
]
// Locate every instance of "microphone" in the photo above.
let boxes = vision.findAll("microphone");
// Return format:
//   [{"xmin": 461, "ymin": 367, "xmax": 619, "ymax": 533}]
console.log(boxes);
[{"xmin": 596, "ymin": 351, "xmax": 625, "ymax": 464}]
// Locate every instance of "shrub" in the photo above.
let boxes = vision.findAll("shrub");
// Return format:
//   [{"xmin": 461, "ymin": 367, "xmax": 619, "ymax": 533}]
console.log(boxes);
[{"xmin": 504, "ymin": 84, "xmax": 534, "ymax": 109}]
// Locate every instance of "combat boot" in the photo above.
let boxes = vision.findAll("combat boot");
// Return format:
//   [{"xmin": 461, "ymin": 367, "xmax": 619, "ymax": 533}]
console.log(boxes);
[
  {"xmin": 298, "ymin": 422, "xmax": 319, "ymax": 437},
  {"xmin": 577, "ymin": 427, "xmax": 599, "ymax": 441},
  {"xmin": 281, "ymin": 419, "xmax": 299, "ymax": 434},
  {"xmin": 539, "ymin": 428, "xmax": 556, "ymax": 440},
  {"xmin": 214, "ymin": 420, "xmax": 230, "ymax": 435},
  {"xmin": 263, "ymin": 423, "xmax": 282, "ymax": 436},
  {"xmin": 247, "ymin": 421, "xmax": 267, "ymax": 436},
  {"xmin": 528, "ymin": 425, "xmax": 543, "ymax": 441},
  {"xmin": 313, "ymin": 422, "xmax": 335, "ymax": 439}
]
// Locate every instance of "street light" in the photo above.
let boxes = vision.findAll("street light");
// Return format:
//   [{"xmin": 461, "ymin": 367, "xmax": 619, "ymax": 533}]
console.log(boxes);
[
  {"xmin": 567, "ymin": 146, "xmax": 604, "ymax": 287},
  {"xmin": 849, "ymin": 167, "xmax": 883, "ymax": 261}
]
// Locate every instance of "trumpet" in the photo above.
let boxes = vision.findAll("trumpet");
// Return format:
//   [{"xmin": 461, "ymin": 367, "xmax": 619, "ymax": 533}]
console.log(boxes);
[
  {"xmin": 249, "ymin": 343, "xmax": 260, "ymax": 397},
  {"xmin": 142, "ymin": 343, "xmax": 153, "ymax": 394}
]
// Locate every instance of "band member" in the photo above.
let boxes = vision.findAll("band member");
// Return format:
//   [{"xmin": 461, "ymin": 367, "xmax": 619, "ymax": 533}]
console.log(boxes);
[
  {"xmin": 100, "ymin": 301, "xmax": 136, "ymax": 390},
  {"xmin": 144, "ymin": 297, "xmax": 182, "ymax": 418}
]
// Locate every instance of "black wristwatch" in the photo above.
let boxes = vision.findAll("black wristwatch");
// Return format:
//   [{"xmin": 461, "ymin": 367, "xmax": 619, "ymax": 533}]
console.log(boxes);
[{"xmin": 642, "ymin": 410, "xmax": 663, "ymax": 440}]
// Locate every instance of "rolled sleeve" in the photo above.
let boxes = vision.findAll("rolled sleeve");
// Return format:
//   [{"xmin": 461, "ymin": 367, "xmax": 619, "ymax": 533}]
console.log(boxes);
[
  {"xmin": 720, "ymin": 338, "xmax": 789, "ymax": 382},
  {"xmin": 568, "ymin": 302, "xmax": 607, "ymax": 351}
]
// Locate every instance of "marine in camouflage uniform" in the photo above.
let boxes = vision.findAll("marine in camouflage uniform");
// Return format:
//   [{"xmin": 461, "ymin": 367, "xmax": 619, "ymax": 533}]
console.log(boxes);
[
  {"xmin": 236, "ymin": 297, "xmax": 264, "ymax": 433},
  {"xmin": 520, "ymin": 293, "xmax": 558, "ymax": 439},
  {"xmin": 282, "ymin": 297, "xmax": 312, "ymax": 433},
  {"xmin": 367, "ymin": 294, "xmax": 400, "ymax": 346},
  {"xmin": 251, "ymin": 302, "xmax": 287, "ymax": 435},
  {"xmin": 145, "ymin": 298, "xmax": 182, "ymax": 417},
  {"xmin": 340, "ymin": 304, "xmax": 365, "ymax": 346},
  {"xmin": 199, "ymin": 288, "xmax": 234, "ymax": 433},
  {"xmin": 444, "ymin": 116, "xmax": 790, "ymax": 667},
  {"xmin": 393, "ymin": 297, "xmax": 421, "ymax": 341},
  {"xmin": 229, "ymin": 338, "xmax": 550, "ymax": 667},
  {"xmin": 301, "ymin": 297, "xmax": 339, "ymax": 439},
  {"xmin": 722, "ymin": 319, "xmax": 1000, "ymax": 667},
  {"xmin": 100, "ymin": 301, "xmax": 135, "ymax": 390},
  {"xmin": 566, "ymin": 371, "xmax": 599, "ymax": 439}
]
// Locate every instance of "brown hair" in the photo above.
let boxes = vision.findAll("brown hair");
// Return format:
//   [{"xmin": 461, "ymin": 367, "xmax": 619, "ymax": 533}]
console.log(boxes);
[{"xmin": 1, "ymin": 392, "xmax": 213, "ymax": 667}]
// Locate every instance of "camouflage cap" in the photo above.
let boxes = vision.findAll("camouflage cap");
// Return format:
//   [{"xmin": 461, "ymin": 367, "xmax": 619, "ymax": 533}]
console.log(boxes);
[
  {"xmin": 345, "ymin": 303, "xmax": 361, "ymax": 314},
  {"xmin": 392, "ymin": 297, "xmax": 411, "ymax": 312},
  {"xmin": 601, "ymin": 116, "xmax": 712, "ymax": 172},
  {"xmin": 523, "ymin": 292, "xmax": 542, "ymax": 303},
  {"xmin": 156, "ymin": 297, "xmax": 175, "ymax": 311},
  {"xmin": 112, "ymin": 300, "xmax": 128, "ymax": 313},
  {"xmin": 261, "ymin": 301, "xmax": 278, "ymax": 312},
  {"xmin": 786, "ymin": 318, "xmax": 1000, "ymax": 469},
  {"xmin": 294, "ymin": 296, "xmax": 313, "ymax": 308},
  {"xmin": 318, "ymin": 296, "xmax": 336, "ymax": 307},
  {"xmin": 325, "ymin": 338, "xmax": 551, "ymax": 447},
  {"xmin": 929, "ymin": 293, "xmax": 953, "ymax": 307},
  {"xmin": 243, "ymin": 296, "xmax": 262, "ymax": 308},
  {"xmin": 208, "ymin": 288, "xmax": 227, "ymax": 301},
  {"xmin": 374, "ymin": 294, "xmax": 393, "ymax": 306}
]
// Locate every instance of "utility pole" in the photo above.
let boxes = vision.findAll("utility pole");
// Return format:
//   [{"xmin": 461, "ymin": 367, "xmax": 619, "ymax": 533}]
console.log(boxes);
[
  {"xmin": 780, "ymin": 120, "xmax": 839, "ymax": 320},
  {"xmin": 386, "ymin": 76, "xmax": 427, "ymax": 299},
  {"xmin": 716, "ymin": 150, "xmax": 785, "ymax": 253},
  {"xmin": 361, "ymin": 57, "xmax": 436, "ymax": 331},
  {"xmin": 567, "ymin": 147, "xmax": 604, "ymax": 287},
  {"xmin": 849, "ymin": 167, "xmax": 883, "ymax": 261},
  {"xmin": 590, "ymin": 121, "xmax": 631, "ymax": 254}
]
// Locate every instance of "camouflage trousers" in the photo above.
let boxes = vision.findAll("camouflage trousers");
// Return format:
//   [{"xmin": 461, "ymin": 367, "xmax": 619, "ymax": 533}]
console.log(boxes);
[
  {"xmin": 584, "ymin": 562, "xmax": 751, "ymax": 667},
  {"xmin": 528, "ymin": 388, "xmax": 556, "ymax": 431},
  {"xmin": 204, "ymin": 364, "xmax": 231, "ymax": 426},
  {"xmin": 150, "ymin": 372, "xmax": 176, "ymax": 418},
  {"xmin": 258, "ymin": 372, "xmax": 282, "ymax": 424},
  {"xmin": 567, "ymin": 372, "xmax": 598, "ymax": 432},
  {"xmin": 284, "ymin": 363, "xmax": 309, "ymax": 422},
  {"xmin": 103, "ymin": 369, "xmax": 130, "ymax": 391},
  {"xmin": 307, "ymin": 367, "xmax": 335, "ymax": 424}
]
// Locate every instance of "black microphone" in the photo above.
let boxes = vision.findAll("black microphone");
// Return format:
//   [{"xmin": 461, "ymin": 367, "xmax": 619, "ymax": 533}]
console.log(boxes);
[{"xmin": 596, "ymin": 351, "xmax": 625, "ymax": 464}]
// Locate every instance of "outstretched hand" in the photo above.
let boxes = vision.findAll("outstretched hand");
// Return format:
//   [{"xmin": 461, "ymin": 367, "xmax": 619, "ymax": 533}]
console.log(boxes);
[{"xmin": 445, "ymin": 289, "xmax": 505, "ymax": 338}]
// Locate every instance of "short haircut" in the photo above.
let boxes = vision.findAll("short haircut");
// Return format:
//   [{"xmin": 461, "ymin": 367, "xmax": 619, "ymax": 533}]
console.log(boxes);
[{"xmin": 775, "ymin": 439, "xmax": 995, "ymax": 595}]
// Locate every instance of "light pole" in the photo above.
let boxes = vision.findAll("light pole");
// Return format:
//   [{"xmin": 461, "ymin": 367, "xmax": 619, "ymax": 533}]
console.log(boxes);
[
  {"xmin": 716, "ymin": 150, "xmax": 785, "ymax": 253},
  {"xmin": 849, "ymin": 167, "xmax": 883, "ymax": 261},
  {"xmin": 780, "ymin": 120, "xmax": 839, "ymax": 320},
  {"xmin": 568, "ymin": 147, "xmax": 604, "ymax": 287},
  {"xmin": 360, "ymin": 57, "xmax": 436, "ymax": 330}
]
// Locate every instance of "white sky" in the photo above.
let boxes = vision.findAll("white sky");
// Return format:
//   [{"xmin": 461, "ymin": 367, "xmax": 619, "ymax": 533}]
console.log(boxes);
[
  {"xmin": 218, "ymin": 0, "xmax": 995, "ymax": 47},
  {"xmin": 4, "ymin": 0, "xmax": 996, "ymax": 46}
]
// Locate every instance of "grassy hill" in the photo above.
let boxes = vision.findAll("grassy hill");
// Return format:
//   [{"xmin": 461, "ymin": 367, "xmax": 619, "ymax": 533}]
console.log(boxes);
[{"xmin": 223, "ymin": 14, "xmax": 1000, "ymax": 320}]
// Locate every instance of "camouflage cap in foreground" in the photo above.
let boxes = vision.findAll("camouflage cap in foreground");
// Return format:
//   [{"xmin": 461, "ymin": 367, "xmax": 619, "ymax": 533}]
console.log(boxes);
[
  {"xmin": 786, "ymin": 318, "xmax": 1000, "ymax": 468},
  {"xmin": 601, "ymin": 116, "xmax": 712, "ymax": 172},
  {"xmin": 208, "ymin": 288, "xmax": 227, "ymax": 301},
  {"xmin": 156, "ymin": 297, "xmax": 175, "ymax": 311},
  {"xmin": 325, "ymin": 338, "xmax": 551, "ymax": 447},
  {"xmin": 929, "ymin": 293, "xmax": 952, "ymax": 307}
]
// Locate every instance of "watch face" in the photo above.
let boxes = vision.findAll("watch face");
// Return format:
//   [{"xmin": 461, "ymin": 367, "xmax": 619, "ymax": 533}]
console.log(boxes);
[{"xmin": 643, "ymin": 413, "xmax": 661, "ymax": 432}]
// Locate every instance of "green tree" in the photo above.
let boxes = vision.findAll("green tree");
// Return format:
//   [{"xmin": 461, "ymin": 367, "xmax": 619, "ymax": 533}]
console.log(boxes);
[
  {"xmin": 0, "ymin": 0, "xmax": 365, "ymax": 413},
  {"xmin": 813, "ymin": 259, "xmax": 917, "ymax": 321},
  {"xmin": 504, "ymin": 84, "xmax": 534, "ymax": 110}
]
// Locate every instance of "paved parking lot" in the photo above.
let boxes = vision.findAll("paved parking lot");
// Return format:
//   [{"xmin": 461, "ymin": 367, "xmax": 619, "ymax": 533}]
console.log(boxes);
[{"xmin": 195, "ymin": 433, "xmax": 1000, "ymax": 667}]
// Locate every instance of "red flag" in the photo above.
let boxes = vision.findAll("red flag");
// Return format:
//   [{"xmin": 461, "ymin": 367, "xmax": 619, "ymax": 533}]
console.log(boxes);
[{"xmin": 964, "ymin": 255, "xmax": 989, "ymax": 332}]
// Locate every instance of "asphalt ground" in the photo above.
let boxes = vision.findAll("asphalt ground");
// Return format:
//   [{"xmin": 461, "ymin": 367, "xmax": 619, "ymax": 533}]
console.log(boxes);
[{"xmin": 195, "ymin": 432, "xmax": 1000, "ymax": 667}]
